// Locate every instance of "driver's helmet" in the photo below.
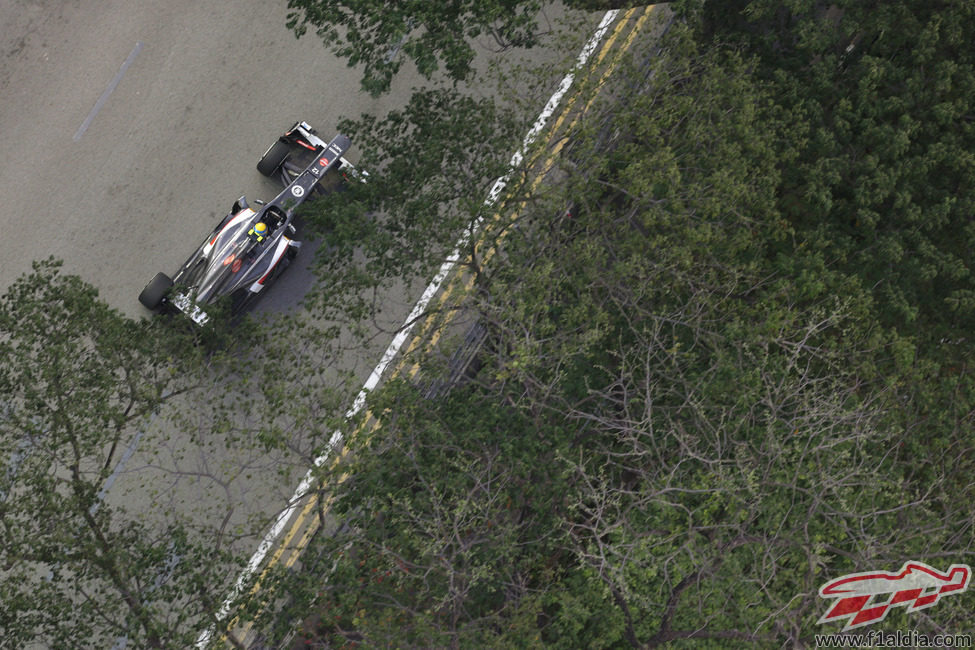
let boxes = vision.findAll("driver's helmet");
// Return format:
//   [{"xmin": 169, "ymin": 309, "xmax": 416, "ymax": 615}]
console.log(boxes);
[{"xmin": 250, "ymin": 222, "xmax": 268, "ymax": 241}]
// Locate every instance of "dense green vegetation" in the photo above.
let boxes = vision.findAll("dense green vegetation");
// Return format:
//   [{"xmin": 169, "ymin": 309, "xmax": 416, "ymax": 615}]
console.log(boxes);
[
  {"xmin": 286, "ymin": 0, "xmax": 645, "ymax": 94},
  {"xmin": 0, "ymin": 261, "xmax": 245, "ymax": 648},
  {"xmin": 275, "ymin": 1, "xmax": 975, "ymax": 646},
  {"xmin": 0, "ymin": 264, "xmax": 357, "ymax": 647}
]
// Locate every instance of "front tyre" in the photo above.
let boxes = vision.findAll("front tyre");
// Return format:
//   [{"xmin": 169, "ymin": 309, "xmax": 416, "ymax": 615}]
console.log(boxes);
[
  {"xmin": 138, "ymin": 272, "xmax": 174, "ymax": 310},
  {"xmin": 257, "ymin": 140, "xmax": 291, "ymax": 177}
]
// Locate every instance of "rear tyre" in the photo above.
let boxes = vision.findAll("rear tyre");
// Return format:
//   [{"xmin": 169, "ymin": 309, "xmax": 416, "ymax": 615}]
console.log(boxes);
[
  {"xmin": 138, "ymin": 272, "xmax": 174, "ymax": 310},
  {"xmin": 257, "ymin": 140, "xmax": 290, "ymax": 177}
]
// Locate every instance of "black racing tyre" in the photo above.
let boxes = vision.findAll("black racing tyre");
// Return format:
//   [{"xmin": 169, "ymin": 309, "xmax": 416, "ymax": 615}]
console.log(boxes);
[
  {"xmin": 257, "ymin": 140, "xmax": 290, "ymax": 177},
  {"xmin": 138, "ymin": 272, "xmax": 174, "ymax": 310}
]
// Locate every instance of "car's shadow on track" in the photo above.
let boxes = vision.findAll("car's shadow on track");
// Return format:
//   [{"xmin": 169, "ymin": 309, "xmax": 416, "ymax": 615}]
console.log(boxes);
[{"xmin": 248, "ymin": 230, "xmax": 322, "ymax": 321}]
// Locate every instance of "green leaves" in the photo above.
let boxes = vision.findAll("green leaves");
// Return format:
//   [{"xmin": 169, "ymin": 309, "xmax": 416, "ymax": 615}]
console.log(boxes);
[
  {"xmin": 298, "ymin": 85, "xmax": 522, "ymax": 324},
  {"xmin": 9, "ymin": 1, "xmax": 968, "ymax": 645},
  {"xmin": 0, "ymin": 261, "xmax": 250, "ymax": 648},
  {"xmin": 275, "ymin": 6, "xmax": 975, "ymax": 644},
  {"xmin": 726, "ymin": 2, "xmax": 975, "ymax": 336},
  {"xmin": 286, "ymin": 0, "xmax": 547, "ymax": 94}
]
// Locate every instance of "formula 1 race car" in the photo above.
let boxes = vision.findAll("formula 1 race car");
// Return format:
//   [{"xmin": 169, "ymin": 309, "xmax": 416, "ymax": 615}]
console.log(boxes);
[{"xmin": 138, "ymin": 122, "xmax": 354, "ymax": 325}]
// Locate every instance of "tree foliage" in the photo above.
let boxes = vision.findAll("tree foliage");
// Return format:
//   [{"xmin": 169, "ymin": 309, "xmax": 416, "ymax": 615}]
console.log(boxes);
[
  {"xmin": 0, "ymin": 261, "xmax": 246, "ymax": 648},
  {"xmin": 7, "ymin": 0, "xmax": 975, "ymax": 646},
  {"xmin": 299, "ymin": 85, "xmax": 525, "ymax": 326},
  {"xmin": 699, "ymin": 0, "xmax": 975, "ymax": 338},
  {"xmin": 269, "ymin": 5, "xmax": 975, "ymax": 647},
  {"xmin": 285, "ymin": 0, "xmax": 640, "ymax": 94}
]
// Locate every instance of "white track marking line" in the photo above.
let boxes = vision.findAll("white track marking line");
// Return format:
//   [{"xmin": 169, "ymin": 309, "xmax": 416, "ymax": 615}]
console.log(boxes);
[
  {"xmin": 73, "ymin": 42, "xmax": 143, "ymax": 141},
  {"xmin": 195, "ymin": 9, "xmax": 620, "ymax": 647}
]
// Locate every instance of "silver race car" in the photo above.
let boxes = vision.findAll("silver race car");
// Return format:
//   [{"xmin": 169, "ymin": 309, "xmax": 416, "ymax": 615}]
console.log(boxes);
[{"xmin": 138, "ymin": 122, "xmax": 354, "ymax": 324}]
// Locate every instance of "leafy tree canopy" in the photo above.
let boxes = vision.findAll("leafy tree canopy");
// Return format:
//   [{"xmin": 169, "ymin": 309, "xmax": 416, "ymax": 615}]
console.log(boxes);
[
  {"xmin": 267, "ymin": 3, "xmax": 975, "ymax": 645},
  {"xmin": 699, "ymin": 0, "xmax": 975, "ymax": 340},
  {"xmin": 285, "ymin": 0, "xmax": 648, "ymax": 94},
  {"xmin": 0, "ymin": 261, "xmax": 247, "ymax": 648}
]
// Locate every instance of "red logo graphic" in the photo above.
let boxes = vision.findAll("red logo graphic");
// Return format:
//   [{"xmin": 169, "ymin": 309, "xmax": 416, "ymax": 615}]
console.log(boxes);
[
  {"xmin": 222, "ymin": 253, "xmax": 235, "ymax": 266},
  {"xmin": 231, "ymin": 258, "xmax": 243, "ymax": 273},
  {"xmin": 319, "ymin": 157, "xmax": 329, "ymax": 166},
  {"xmin": 818, "ymin": 561, "xmax": 970, "ymax": 630}
]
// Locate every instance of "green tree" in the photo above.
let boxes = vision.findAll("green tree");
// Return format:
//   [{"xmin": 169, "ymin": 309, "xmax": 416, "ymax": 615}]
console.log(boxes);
[
  {"xmin": 695, "ymin": 4, "xmax": 975, "ymax": 601},
  {"xmin": 285, "ymin": 0, "xmax": 646, "ymax": 94},
  {"xmin": 273, "ymin": 380, "xmax": 570, "ymax": 648},
  {"xmin": 267, "ymin": 15, "xmax": 975, "ymax": 646},
  {"xmin": 298, "ymin": 84, "xmax": 526, "ymax": 326},
  {"xmin": 699, "ymin": 0, "xmax": 975, "ymax": 340},
  {"xmin": 0, "ymin": 261, "xmax": 245, "ymax": 648}
]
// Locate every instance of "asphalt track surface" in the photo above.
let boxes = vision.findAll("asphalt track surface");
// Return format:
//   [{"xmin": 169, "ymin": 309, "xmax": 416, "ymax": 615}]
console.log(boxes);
[
  {"xmin": 0, "ymin": 0, "xmax": 409, "ymax": 316},
  {"xmin": 0, "ymin": 1, "xmax": 593, "ymax": 645},
  {"xmin": 0, "ymin": 0, "xmax": 424, "ymax": 570},
  {"xmin": 0, "ymin": 3, "xmax": 417, "ymax": 644},
  {"xmin": 0, "ymin": 0, "xmax": 454, "ymax": 549}
]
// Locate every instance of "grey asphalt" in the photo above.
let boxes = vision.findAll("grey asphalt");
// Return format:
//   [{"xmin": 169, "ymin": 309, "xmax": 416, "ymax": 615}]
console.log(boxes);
[
  {"xmin": 0, "ymin": 0, "xmax": 598, "ymax": 643},
  {"xmin": 0, "ymin": 1, "xmax": 429, "ymax": 640},
  {"xmin": 0, "ymin": 0, "xmax": 406, "ymax": 317}
]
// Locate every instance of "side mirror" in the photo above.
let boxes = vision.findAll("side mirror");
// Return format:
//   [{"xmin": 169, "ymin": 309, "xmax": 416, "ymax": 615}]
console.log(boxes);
[{"xmin": 231, "ymin": 195, "xmax": 249, "ymax": 213}]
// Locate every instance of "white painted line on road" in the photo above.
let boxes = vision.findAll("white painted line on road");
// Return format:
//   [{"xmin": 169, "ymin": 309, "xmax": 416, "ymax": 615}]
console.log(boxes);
[
  {"xmin": 195, "ymin": 10, "xmax": 620, "ymax": 647},
  {"xmin": 384, "ymin": 31, "xmax": 410, "ymax": 64},
  {"xmin": 92, "ymin": 428, "xmax": 145, "ymax": 513},
  {"xmin": 93, "ymin": 388, "xmax": 170, "ymax": 518},
  {"xmin": 73, "ymin": 42, "xmax": 144, "ymax": 141}
]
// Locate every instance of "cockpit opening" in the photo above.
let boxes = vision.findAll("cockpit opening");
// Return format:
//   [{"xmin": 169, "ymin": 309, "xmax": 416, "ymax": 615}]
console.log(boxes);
[{"xmin": 264, "ymin": 205, "xmax": 287, "ymax": 230}]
